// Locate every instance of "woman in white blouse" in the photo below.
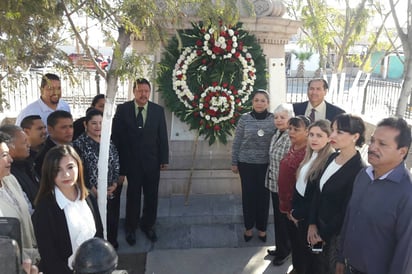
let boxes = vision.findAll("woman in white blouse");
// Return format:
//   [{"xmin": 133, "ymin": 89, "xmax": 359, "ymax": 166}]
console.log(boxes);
[{"xmin": 32, "ymin": 145, "xmax": 103, "ymax": 274}]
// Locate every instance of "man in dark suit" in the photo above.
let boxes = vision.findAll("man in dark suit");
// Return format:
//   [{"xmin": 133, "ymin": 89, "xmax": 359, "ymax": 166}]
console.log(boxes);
[
  {"xmin": 293, "ymin": 78, "xmax": 345, "ymax": 122},
  {"xmin": 34, "ymin": 110, "xmax": 73, "ymax": 178},
  {"xmin": 112, "ymin": 78, "xmax": 169, "ymax": 245}
]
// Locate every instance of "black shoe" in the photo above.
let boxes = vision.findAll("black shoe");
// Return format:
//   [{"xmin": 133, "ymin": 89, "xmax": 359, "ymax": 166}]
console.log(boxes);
[
  {"xmin": 258, "ymin": 234, "xmax": 267, "ymax": 242},
  {"xmin": 272, "ymin": 254, "xmax": 290, "ymax": 266},
  {"xmin": 142, "ymin": 228, "xmax": 158, "ymax": 242},
  {"xmin": 125, "ymin": 231, "xmax": 136, "ymax": 246},
  {"xmin": 267, "ymin": 248, "xmax": 277, "ymax": 256},
  {"xmin": 243, "ymin": 234, "xmax": 253, "ymax": 242}
]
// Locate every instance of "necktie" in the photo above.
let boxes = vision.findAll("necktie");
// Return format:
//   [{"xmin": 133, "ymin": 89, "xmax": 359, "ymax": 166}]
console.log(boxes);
[
  {"xmin": 137, "ymin": 107, "xmax": 144, "ymax": 128},
  {"xmin": 309, "ymin": 108, "xmax": 316, "ymax": 122}
]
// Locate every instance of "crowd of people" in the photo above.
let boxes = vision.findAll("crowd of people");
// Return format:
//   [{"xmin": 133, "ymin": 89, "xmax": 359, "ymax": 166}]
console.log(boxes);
[
  {"xmin": 0, "ymin": 72, "xmax": 411, "ymax": 274},
  {"xmin": 0, "ymin": 73, "xmax": 168, "ymax": 273},
  {"xmin": 232, "ymin": 78, "xmax": 412, "ymax": 274}
]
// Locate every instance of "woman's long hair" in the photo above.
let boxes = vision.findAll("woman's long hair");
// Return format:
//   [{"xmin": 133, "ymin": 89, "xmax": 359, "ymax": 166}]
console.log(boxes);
[
  {"xmin": 34, "ymin": 145, "xmax": 88, "ymax": 205},
  {"xmin": 297, "ymin": 119, "xmax": 334, "ymax": 182}
]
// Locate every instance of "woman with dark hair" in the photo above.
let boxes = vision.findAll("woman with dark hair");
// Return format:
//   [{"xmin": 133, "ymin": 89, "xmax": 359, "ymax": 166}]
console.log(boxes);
[
  {"xmin": 73, "ymin": 94, "xmax": 106, "ymax": 140},
  {"xmin": 73, "ymin": 108, "xmax": 121, "ymax": 248},
  {"xmin": 232, "ymin": 89, "xmax": 276, "ymax": 242},
  {"xmin": 277, "ymin": 115, "xmax": 310, "ymax": 273},
  {"xmin": 32, "ymin": 145, "xmax": 103, "ymax": 274},
  {"xmin": 307, "ymin": 113, "xmax": 366, "ymax": 274}
]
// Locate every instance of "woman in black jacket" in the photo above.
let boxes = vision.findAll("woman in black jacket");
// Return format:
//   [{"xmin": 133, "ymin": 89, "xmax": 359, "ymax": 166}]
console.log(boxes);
[
  {"xmin": 288, "ymin": 119, "xmax": 334, "ymax": 273},
  {"xmin": 307, "ymin": 114, "xmax": 366, "ymax": 274},
  {"xmin": 32, "ymin": 145, "xmax": 103, "ymax": 274}
]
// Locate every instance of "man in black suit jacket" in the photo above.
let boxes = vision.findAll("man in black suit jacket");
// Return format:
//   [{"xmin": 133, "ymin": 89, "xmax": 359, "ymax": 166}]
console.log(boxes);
[
  {"xmin": 293, "ymin": 78, "xmax": 345, "ymax": 121},
  {"xmin": 34, "ymin": 110, "xmax": 73, "ymax": 178},
  {"xmin": 112, "ymin": 78, "xmax": 169, "ymax": 245}
]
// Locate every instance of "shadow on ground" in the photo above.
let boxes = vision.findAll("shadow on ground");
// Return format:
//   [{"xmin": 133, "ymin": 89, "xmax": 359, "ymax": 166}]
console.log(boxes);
[{"xmin": 118, "ymin": 253, "xmax": 146, "ymax": 274}]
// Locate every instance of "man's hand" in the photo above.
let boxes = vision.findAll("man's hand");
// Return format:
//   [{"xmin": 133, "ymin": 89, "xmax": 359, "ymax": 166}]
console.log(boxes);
[{"xmin": 231, "ymin": 165, "xmax": 239, "ymax": 174}]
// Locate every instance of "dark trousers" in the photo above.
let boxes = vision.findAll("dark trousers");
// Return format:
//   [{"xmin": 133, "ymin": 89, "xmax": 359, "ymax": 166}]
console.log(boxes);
[
  {"xmin": 287, "ymin": 218, "xmax": 318, "ymax": 274},
  {"xmin": 107, "ymin": 183, "xmax": 123, "ymax": 245},
  {"xmin": 295, "ymin": 221, "xmax": 317, "ymax": 274},
  {"xmin": 238, "ymin": 162, "xmax": 270, "ymax": 231},
  {"xmin": 271, "ymin": 192, "xmax": 291, "ymax": 257},
  {"xmin": 125, "ymin": 166, "xmax": 160, "ymax": 232},
  {"xmin": 312, "ymin": 234, "xmax": 340, "ymax": 274}
]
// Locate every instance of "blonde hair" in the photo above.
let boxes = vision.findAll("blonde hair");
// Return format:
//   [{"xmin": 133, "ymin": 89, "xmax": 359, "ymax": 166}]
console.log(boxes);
[{"xmin": 297, "ymin": 119, "xmax": 334, "ymax": 182}]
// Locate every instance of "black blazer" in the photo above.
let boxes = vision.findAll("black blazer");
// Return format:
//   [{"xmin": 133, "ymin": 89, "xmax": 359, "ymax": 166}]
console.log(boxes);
[
  {"xmin": 308, "ymin": 151, "xmax": 365, "ymax": 242},
  {"xmin": 112, "ymin": 100, "xmax": 169, "ymax": 175},
  {"xmin": 32, "ymin": 193, "xmax": 103, "ymax": 274},
  {"xmin": 291, "ymin": 177, "xmax": 318, "ymax": 223},
  {"xmin": 293, "ymin": 101, "xmax": 345, "ymax": 121},
  {"xmin": 34, "ymin": 137, "xmax": 57, "ymax": 178}
]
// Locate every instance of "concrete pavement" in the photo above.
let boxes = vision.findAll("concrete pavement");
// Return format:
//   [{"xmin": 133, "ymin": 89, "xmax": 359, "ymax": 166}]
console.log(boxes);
[{"xmin": 116, "ymin": 191, "xmax": 293, "ymax": 274}]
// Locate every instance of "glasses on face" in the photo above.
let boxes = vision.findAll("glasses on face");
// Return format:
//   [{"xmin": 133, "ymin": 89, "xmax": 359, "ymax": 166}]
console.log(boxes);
[{"xmin": 44, "ymin": 86, "xmax": 62, "ymax": 94}]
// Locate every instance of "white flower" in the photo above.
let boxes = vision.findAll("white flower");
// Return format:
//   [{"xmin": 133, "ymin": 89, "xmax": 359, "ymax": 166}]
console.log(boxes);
[
  {"xmin": 205, "ymin": 115, "xmax": 211, "ymax": 120},
  {"xmin": 228, "ymin": 29, "xmax": 234, "ymax": 36},
  {"xmin": 207, "ymin": 50, "xmax": 212, "ymax": 55},
  {"xmin": 233, "ymin": 42, "xmax": 238, "ymax": 48},
  {"xmin": 218, "ymin": 36, "xmax": 225, "ymax": 44},
  {"xmin": 232, "ymin": 36, "xmax": 237, "ymax": 42},
  {"xmin": 212, "ymin": 54, "xmax": 216, "ymax": 59},
  {"xmin": 204, "ymin": 33, "xmax": 210, "ymax": 40},
  {"xmin": 209, "ymin": 28, "xmax": 214, "ymax": 34}
]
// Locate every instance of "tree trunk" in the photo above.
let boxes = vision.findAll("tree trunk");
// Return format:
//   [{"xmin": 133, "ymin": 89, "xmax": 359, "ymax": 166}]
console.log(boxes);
[
  {"xmin": 97, "ymin": 27, "xmax": 131, "ymax": 238},
  {"xmin": 396, "ymin": 54, "xmax": 412, "ymax": 117},
  {"xmin": 296, "ymin": 61, "xmax": 305, "ymax": 77}
]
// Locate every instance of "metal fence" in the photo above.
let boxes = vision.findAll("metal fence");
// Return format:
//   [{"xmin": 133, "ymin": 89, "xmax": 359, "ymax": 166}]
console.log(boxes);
[
  {"xmin": 0, "ymin": 71, "xmax": 408, "ymax": 121},
  {"xmin": 1, "ymin": 69, "xmax": 129, "ymax": 119}
]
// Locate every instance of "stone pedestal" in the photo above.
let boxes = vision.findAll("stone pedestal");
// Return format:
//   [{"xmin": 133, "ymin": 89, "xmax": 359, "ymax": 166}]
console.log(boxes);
[{"xmin": 131, "ymin": 2, "xmax": 301, "ymax": 196}]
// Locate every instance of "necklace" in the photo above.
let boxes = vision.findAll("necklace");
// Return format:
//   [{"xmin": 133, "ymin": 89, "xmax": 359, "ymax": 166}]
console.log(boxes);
[{"xmin": 250, "ymin": 111, "xmax": 270, "ymax": 137}]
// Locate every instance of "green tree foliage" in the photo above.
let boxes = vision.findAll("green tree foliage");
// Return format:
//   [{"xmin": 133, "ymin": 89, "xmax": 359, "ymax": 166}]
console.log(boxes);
[
  {"xmin": 285, "ymin": 0, "xmax": 373, "ymax": 73},
  {"xmin": 0, "ymin": 1, "xmax": 64, "ymax": 74}
]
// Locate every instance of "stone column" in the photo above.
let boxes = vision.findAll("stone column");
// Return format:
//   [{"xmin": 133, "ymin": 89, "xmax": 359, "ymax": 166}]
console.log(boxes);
[{"xmin": 130, "ymin": 1, "xmax": 301, "ymax": 196}]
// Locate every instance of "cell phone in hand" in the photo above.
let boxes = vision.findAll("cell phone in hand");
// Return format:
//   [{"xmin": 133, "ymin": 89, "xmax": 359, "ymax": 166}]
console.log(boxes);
[{"xmin": 311, "ymin": 241, "xmax": 323, "ymax": 253}]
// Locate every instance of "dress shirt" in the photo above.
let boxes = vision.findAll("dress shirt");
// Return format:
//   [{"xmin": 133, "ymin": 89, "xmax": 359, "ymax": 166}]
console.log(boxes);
[
  {"xmin": 55, "ymin": 186, "xmax": 96, "ymax": 269},
  {"xmin": 304, "ymin": 101, "xmax": 326, "ymax": 121},
  {"xmin": 295, "ymin": 152, "xmax": 317, "ymax": 196},
  {"xmin": 134, "ymin": 101, "xmax": 147, "ymax": 125},
  {"xmin": 341, "ymin": 162, "xmax": 412, "ymax": 274}
]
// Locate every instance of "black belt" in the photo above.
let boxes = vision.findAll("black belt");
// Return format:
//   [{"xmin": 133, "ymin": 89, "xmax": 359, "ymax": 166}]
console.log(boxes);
[{"xmin": 346, "ymin": 263, "xmax": 366, "ymax": 274}]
